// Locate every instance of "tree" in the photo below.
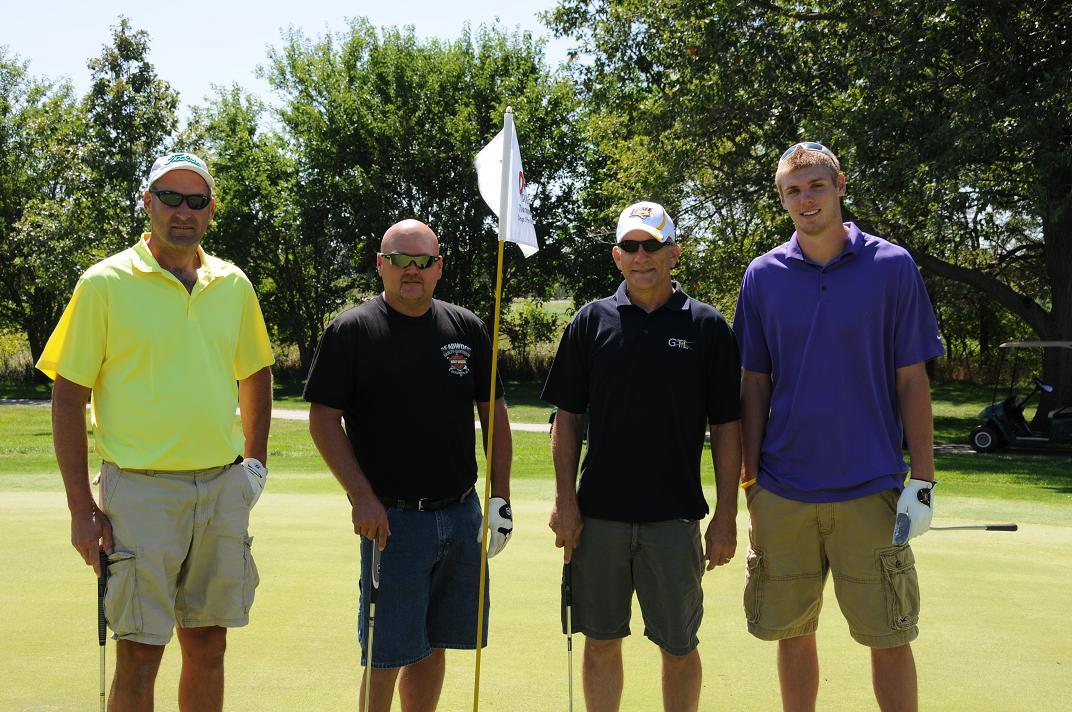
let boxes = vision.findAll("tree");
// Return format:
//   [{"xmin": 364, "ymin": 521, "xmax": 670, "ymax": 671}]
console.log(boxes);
[
  {"xmin": 247, "ymin": 20, "xmax": 582, "ymax": 370},
  {"xmin": 548, "ymin": 0, "xmax": 1072, "ymax": 418},
  {"xmin": 0, "ymin": 51, "xmax": 93, "ymax": 373},
  {"xmin": 83, "ymin": 16, "xmax": 179, "ymax": 251}
]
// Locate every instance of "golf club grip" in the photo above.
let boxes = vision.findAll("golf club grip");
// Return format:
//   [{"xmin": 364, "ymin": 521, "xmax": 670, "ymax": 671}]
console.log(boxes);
[
  {"xmin": 562, "ymin": 562, "xmax": 572, "ymax": 601},
  {"xmin": 97, "ymin": 551, "xmax": 108, "ymax": 646},
  {"xmin": 986, "ymin": 524, "xmax": 1018, "ymax": 531}
]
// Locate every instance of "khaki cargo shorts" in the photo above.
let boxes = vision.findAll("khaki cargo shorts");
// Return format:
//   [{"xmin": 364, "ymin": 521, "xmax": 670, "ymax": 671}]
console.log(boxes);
[
  {"xmin": 99, "ymin": 460, "xmax": 260, "ymax": 645},
  {"xmin": 744, "ymin": 485, "xmax": 919, "ymax": 648}
]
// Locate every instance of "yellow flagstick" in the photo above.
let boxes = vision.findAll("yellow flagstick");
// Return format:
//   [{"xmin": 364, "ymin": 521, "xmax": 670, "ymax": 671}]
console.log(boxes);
[{"xmin": 473, "ymin": 106, "xmax": 515, "ymax": 712}]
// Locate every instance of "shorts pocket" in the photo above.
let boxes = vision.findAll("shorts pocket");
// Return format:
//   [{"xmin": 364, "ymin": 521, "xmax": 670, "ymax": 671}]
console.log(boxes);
[
  {"xmin": 743, "ymin": 547, "xmax": 764, "ymax": 625},
  {"xmin": 878, "ymin": 546, "xmax": 919, "ymax": 631},
  {"xmin": 242, "ymin": 536, "xmax": 260, "ymax": 614},
  {"xmin": 105, "ymin": 550, "xmax": 142, "ymax": 636}
]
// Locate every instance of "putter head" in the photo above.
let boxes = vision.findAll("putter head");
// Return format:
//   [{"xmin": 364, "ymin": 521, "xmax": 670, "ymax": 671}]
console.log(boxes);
[{"xmin": 892, "ymin": 512, "xmax": 911, "ymax": 546}]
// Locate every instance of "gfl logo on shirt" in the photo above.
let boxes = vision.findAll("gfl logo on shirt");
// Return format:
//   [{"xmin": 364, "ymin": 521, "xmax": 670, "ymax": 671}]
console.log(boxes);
[{"xmin": 667, "ymin": 337, "xmax": 694, "ymax": 350}]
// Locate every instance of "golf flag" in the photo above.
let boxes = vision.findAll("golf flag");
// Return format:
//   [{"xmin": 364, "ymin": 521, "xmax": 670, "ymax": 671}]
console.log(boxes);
[{"xmin": 474, "ymin": 109, "xmax": 539, "ymax": 257}]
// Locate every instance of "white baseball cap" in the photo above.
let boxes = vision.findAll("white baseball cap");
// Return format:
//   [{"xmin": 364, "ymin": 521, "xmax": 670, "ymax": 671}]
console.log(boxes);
[
  {"xmin": 615, "ymin": 201, "xmax": 676, "ymax": 243},
  {"xmin": 146, "ymin": 152, "xmax": 215, "ymax": 193}
]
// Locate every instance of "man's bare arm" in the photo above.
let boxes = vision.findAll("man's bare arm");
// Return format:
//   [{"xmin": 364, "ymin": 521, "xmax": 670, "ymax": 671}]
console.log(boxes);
[
  {"xmin": 52, "ymin": 375, "xmax": 111, "ymax": 575},
  {"xmin": 309, "ymin": 403, "xmax": 391, "ymax": 549},
  {"xmin": 238, "ymin": 366, "xmax": 272, "ymax": 465}
]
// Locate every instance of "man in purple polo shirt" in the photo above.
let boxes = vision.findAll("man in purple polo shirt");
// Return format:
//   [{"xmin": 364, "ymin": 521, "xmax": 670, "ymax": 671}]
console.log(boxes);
[{"xmin": 734, "ymin": 142, "xmax": 945, "ymax": 711}]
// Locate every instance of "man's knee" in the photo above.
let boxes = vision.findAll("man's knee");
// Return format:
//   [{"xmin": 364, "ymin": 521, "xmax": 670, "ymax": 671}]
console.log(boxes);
[
  {"xmin": 661, "ymin": 648, "xmax": 699, "ymax": 670},
  {"xmin": 177, "ymin": 626, "xmax": 228, "ymax": 666},
  {"xmin": 584, "ymin": 637, "xmax": 623, "ymax": 663},
  {"xmin": 115, "ymin": 640, "xmax": 165, "ymax": 684}
]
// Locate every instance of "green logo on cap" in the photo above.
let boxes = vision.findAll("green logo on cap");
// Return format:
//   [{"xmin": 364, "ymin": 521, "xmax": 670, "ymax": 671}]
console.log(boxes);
[{"xmin": 165, "ymin": 153, "xmax": 204, "ymax": 169}]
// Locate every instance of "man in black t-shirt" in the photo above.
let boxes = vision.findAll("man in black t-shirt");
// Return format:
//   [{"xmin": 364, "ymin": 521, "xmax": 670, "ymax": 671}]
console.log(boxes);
[
  {"xmin": 542, "ymin": 201, "xmax": 742, "ymax": 712},
  {"xmin": 304, "ymin": 219, "xmax": 513, "ymax": 712}
]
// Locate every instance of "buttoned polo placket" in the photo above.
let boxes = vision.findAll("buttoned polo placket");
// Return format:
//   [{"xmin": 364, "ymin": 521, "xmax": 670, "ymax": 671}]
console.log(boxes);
[
  {"xmin": 784, "ymin": 233, "xmax": 861, "ymax": 309},
  {"xmin": 131, "ymin": 238, "xmax": 224, "ymax": 317}
]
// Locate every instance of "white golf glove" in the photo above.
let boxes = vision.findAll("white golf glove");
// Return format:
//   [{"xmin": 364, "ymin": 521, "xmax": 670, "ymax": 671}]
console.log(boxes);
[
  {"xmin": 892, "ymin": 478, "xmax": 935, "ymax": 545},
  {"xmin": 242, "ymin": 458, "xmax": 268, "ymax": 508},
  {"xmin": 479, "ymin": 497, "xmax": 513, "ymax": 558}
]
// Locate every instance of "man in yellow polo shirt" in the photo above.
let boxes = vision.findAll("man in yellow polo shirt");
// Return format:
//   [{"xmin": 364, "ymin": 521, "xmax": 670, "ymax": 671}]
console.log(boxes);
[{"xmin": 36, "ymin": 152, "xmax": 274, "ymax": 712}]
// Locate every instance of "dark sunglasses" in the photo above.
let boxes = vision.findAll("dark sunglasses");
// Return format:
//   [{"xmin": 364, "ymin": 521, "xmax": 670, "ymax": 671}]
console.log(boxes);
[
  {"xmin": 618, "ymin": 239, "xmax": 671, "ymax": 253},
  {"xmin": 381, "ymin": 252, "xmax": 441, "ymax": 269},
  {"xmin": 780, "ymin": 141, "xmax": 838, "ymax": 162},
  {"xmin": 150, "ymin": 189, "xmax": 212, "ymax": 210}
]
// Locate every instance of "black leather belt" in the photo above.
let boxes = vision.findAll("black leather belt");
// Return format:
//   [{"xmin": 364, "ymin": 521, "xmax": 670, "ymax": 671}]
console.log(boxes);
[{"xmin": 378, "ymin": 487, "xmax": 473, "ymax": 512}]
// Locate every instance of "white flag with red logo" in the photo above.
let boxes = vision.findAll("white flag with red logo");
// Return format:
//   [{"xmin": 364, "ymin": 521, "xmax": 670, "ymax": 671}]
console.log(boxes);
[{"xmin": 474, "ymin": 111, "xmax": 539, "ymax": 257}]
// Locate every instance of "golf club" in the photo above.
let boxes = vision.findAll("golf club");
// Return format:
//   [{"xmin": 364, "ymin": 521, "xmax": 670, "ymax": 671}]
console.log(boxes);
[
  {"xmin": 363, "ymin": 545, "xmax": 382, "ymax": 712},
  {"xmin": 562, "ymin": 562, "xmax": 573, "ymax": 712},
  {"xmin": 98, "ymin": 550, "xmax": 108, "ymax": 712},
  {"xmin": 930, "ymin": 523, "xmax": 1018, "ymax": 532}
]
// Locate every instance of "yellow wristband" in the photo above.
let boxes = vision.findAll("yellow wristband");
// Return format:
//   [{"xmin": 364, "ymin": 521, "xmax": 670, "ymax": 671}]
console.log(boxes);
[{"xmin": 740, "ymin": 478, "xmax": 757, "ymax": 490}]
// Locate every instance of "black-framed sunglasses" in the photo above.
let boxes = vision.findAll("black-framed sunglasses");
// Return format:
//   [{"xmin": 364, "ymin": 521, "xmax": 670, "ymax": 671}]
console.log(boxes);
[
  {"xmin": 618, "ymin": 239, "xmax": 671, "ymax": 253},
  {"xmin": 780, "ymin": 141, "xmax": 838, "ymax": 162},
  {"xmin": 380, "ymin": 252, "xmax": 441, "ymax": 269},
  {"xmin": 149, "ymin": 189, "xmax": 212, "ymax": 210}
]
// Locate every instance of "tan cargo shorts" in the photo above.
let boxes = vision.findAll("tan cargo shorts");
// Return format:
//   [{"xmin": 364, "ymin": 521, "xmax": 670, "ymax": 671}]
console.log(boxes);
[
  {"xmin": 744, "ymin": 485, "xmax": 920, "ymax": 648},
  {"xmin": 99, "ymin": 460, "xmax": 260, "ymax": 645}
]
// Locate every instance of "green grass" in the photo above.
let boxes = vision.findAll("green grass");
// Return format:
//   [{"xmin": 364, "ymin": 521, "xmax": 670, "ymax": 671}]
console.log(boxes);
[
  {"xmin": 269, "ymin": 374, "xmax": 556, "ymax": 423},
  {"xmin": 3, "ymin": 385, "xmax": 1072, "ymax": 710}
]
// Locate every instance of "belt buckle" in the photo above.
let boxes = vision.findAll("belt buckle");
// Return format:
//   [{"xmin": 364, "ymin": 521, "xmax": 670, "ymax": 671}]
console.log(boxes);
[{"xmin": 417, "ymin": 497, "xmax": 429, "ymax": 511}]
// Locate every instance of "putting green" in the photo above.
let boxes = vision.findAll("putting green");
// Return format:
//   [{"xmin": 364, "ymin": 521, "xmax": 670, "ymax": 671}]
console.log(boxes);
[{"xmin": 2, "ymin": 477, "xmax": 1070, "ymax": 710}]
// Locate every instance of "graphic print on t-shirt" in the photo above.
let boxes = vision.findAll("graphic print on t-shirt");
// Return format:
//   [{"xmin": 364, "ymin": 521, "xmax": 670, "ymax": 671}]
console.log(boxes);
[{"xmin": 441, "ymin": 342, "xmax": 472, "ymax": 376}]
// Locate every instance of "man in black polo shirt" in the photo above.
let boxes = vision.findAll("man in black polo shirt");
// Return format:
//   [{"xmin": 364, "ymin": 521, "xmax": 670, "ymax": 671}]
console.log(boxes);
[
  {"xmin": 304, "ymin": 219, "xmax": 513, "ymax": 712},
  {"xmin": 543, "ymin": 201, "xmax": 742, "ymax": 712}
]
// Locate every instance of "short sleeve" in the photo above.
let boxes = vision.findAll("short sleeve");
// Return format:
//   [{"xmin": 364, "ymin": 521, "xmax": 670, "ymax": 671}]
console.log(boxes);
[
  {"xmin": 892, "ymin": 258, "xmax": 945, "ymax": 368},
  {"xmin": 303, "ymin": 315, "xmax": 356, "ymax": 409},
  {"xmin": 706, "ymin": 318, "xmax": 742, "ymax": 424},
  {"xmin": 35, "ymin": 277, "xmax": 107, "ymax": 386},
  {"xmin": 732, "ymin": 267, "xmax": 772, "ymax": 374},
  {"xmin": 541, "ymin": 314, "xmax": 589, "ymax": 414},
  {"xmin": 234, "ymin": 282, "xmax": 275, "ymax": 379},
  {"xmin": 471, "ymin": 316, "xmax": 504, "ymax": 403}
]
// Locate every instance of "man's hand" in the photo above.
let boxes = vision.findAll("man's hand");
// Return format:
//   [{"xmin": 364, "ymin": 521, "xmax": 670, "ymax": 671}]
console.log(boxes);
[
  {"xmin": 704, "ymin": 511, "xmax": 737, "ymax": 570},
  {"xmin": 480, "ymin": 497, "xmax": 513, "ymax": 558},
  {"xmin": 892, "ymin": 478, "xmax": 935, "ymax": 545},
  {"xmin": 351, "ymin": 495, "xmax": 391, "ymax": 551},
  {"xmin": 549, "ymin": 497, "xmax": 584, "ymax": 563},
  {"xmin": 71, "ymin": 506, "xmax": 113, "ymax": 576},
  {"xmin": 242, "ymin": 457, "xmax": 268, "ymax": 508}
]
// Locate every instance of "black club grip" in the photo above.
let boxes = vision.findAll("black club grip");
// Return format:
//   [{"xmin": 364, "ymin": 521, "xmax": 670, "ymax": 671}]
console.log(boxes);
[{"xmin": 98, "ymin": 551, "xmax": 108, "ymax": 646}]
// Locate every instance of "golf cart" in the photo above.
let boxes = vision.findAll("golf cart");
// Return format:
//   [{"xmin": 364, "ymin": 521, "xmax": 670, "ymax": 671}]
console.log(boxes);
[{"xmin": 970, "ymin": 341, "xmax": 1072, "ymax": 453}]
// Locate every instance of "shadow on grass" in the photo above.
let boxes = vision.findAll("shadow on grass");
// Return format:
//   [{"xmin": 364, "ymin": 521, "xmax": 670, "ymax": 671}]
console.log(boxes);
[{"xmin": 0, "ymin": 383, "xmax": 51, "ymax": 400}]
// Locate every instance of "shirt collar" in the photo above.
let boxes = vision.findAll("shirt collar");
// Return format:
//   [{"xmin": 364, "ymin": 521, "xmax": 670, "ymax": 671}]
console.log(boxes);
[
  {"xmin": 784, "ymin": 222, "xmax": 864, "ymax": 266},
  {"xmin": 614, "ymin": 281, "xmax": 690, "ymax": 312},
  {"xmin": 131, "ymin": 233, "xmax": 219, "ymax": 277}
]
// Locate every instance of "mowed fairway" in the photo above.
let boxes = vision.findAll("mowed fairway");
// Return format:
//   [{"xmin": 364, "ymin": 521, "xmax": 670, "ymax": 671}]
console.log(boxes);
[{"xmin": 1, "ymin": 405, "xmax": 1071, "ymax": 710}]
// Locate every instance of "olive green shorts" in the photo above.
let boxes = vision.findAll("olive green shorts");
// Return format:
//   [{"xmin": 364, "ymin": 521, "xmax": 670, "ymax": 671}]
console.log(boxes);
[
  {"xmin": 744, "ymin": 485, "xmax": 920, "ymax": 648},
  {"xmin": 565, "ymin": 517, "xmax": 704, "ymax": 656},
  {"xmin": 99, "ymin": 460, "xmax": 259, "ymax": 645}
]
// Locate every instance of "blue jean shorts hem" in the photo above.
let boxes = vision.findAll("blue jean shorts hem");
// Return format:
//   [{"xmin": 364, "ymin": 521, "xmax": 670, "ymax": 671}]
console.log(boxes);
[{"xmin": 357, "ymin": 493, "xmax": 489, "ymax": 668}]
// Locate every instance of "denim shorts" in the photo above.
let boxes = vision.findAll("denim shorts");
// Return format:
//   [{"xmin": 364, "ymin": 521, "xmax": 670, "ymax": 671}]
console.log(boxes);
[{"xmin": 357, "ymin": 491, "xmax": 490, "ymax": 668}]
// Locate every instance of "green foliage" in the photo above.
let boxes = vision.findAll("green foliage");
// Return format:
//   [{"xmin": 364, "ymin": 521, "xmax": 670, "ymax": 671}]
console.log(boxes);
[
  {"xmin": 83, "ymin": 16, "xmax": 179, "ymax": 251},
  {"xmin": 0, "ymin": 51, "xmax": 96, "ymax": 367},
  {"xmin": 549, "ymin": 0, "xmax": 1072, "ymax": 415},
  {"xmin": 231, "ymin": 21, "xmax": 585, "ymax": 369},
  {"xmin": 502, "ymin": 298, "xmax": 562, "ymax": 359}
]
